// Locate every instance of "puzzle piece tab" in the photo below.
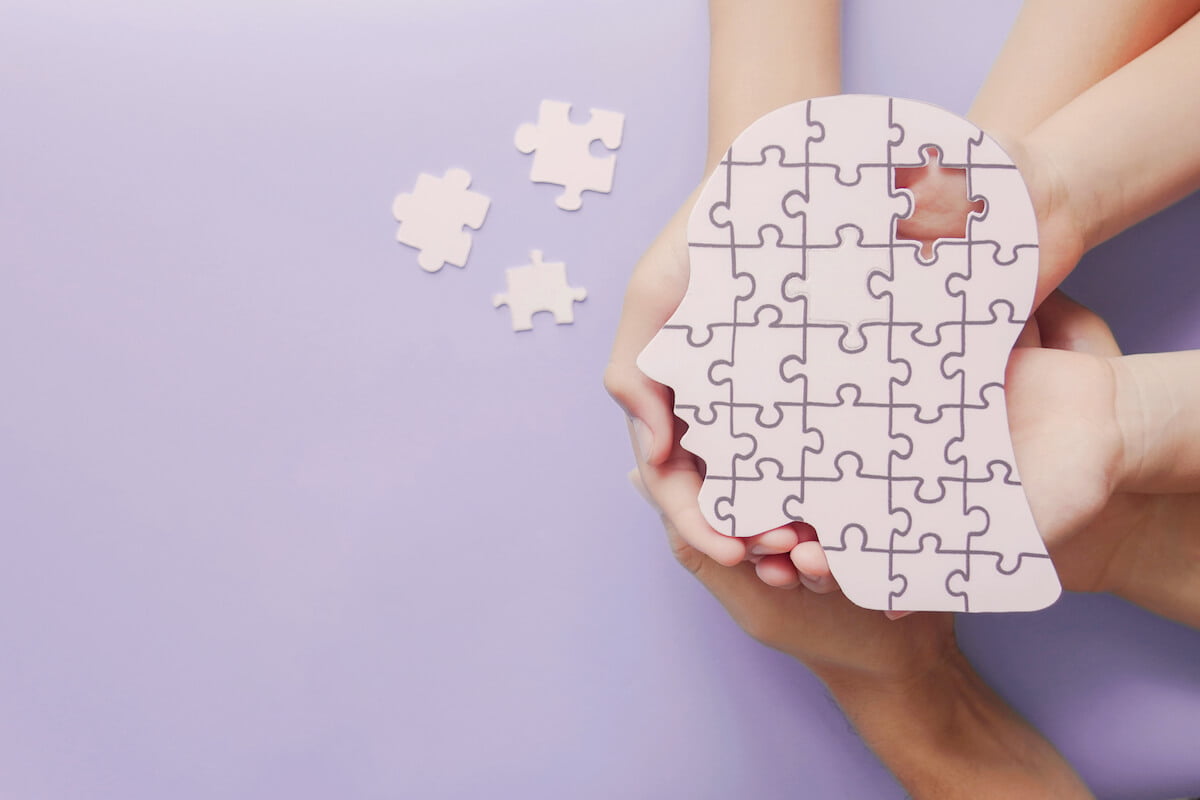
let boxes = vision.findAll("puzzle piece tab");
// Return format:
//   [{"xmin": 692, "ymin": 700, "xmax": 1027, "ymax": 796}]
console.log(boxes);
[
  {"xmin": 392, "ymin": 168, "xmax": 490, "ymax": 272},
  {"xmin": 515, "ymin": 100, "xmax": 624, "ymax": 211},
  {"xmin": 493, "ymin": 250, "xmax": 587, "ymax": 331}
]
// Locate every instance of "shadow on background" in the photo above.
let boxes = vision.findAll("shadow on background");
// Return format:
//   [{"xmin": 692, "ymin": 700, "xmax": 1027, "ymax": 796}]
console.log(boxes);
[{"xmin": 1062, "ymin": 192, "xmax": 1200, "ymax": 355}]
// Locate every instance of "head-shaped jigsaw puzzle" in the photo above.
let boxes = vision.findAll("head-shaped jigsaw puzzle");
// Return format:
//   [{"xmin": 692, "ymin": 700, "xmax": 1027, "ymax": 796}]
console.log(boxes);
[{"xmin": 638, "ymin": 95, "xmax": 1061, "ymax": 613}]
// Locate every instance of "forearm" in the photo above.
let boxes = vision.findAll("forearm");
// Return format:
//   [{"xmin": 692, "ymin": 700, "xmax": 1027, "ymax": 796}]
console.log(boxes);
[
  {"xmin": 818, "ymin": 652, "xmax": 1093, "ymax": 799},
  {"xmin": 1114, "ymin": 350, "xmax": 1200, "ymax": 493},
  {"xmin": 706, "ymin": 0, "xmax": 840, "ymax": 171},
  {"xmin": 1023, "ymin": 11, "xmax": 1200, "ymax": 251},
  {"xmin": 969, "ymin": 0, "xmax": 1200, "ymax": 138}
]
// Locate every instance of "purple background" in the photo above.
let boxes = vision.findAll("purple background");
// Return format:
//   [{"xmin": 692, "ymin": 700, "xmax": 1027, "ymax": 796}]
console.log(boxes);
[{"xmin": 3, "ymin": 1, "xmax": 1199, "ymax": 797}]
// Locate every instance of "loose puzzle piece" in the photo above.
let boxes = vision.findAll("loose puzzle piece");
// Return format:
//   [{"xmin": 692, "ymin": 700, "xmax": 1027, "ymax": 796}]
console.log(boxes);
[
  {"xmin": 515, "ymin": 99, "xmax": 625, "ymax": 211},
  {"xmin": 637, "ymin": 94, "xmax": 1061, "ymax": 613},
  {"xmin": 392, "ymin": 168, "xmax": 490, "ymax": 272},
  {"xmin": 493, "ymin": 250, "xmax": 587, "ymax": 331}
]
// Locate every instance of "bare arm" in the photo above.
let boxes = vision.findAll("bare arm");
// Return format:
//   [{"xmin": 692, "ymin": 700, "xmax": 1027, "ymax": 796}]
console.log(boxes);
[
  {"xmin": 706, "ymin": 0, "xmax": 840, "ymax": 170},
  {"xmin": 823, "ymin": 654, "xmax": 1094, "ymax": 800},
  {"xmin": 969, "ymin": 0, "xmax": 1200, "ymax": 138},
  {"xmin": 1021, "ymin": 12, "xmax": 1200, "ymax": 256},
  {"xmin": 635, "ymin": 469, "xmax": 1094, "ymax": 800}
]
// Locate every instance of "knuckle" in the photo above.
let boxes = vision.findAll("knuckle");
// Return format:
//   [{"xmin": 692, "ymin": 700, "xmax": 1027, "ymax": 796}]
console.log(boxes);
[{"xmin": 602, "ymin": 361, "xmax": 640, "ymax": 407}]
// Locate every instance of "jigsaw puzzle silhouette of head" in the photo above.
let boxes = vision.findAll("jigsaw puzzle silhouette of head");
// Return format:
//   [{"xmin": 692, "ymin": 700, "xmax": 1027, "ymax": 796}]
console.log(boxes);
[{"xmin": 638, "ymin": 95, "xmax": 1061, "ymax": 613}]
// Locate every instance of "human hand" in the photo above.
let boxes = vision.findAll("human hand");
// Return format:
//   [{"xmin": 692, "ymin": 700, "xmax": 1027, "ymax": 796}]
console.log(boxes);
[
  {"xmin": 627, "ymin": 467, "xmax": 954, "ymax": 681},
  {"xmin": 778, "ymin": 289, "xmax": 1198, "ymax": 627},
  {"xmin": 1014, "ymin": 294, "xmax": 1200, "ymax": 628},
  {"xmin": 605, "ymin": 196, "xmax": 814, "ymax": 573},
  {"xmin": 632, "ymin": 466, "xmax": 1094, "ymax": 798}
]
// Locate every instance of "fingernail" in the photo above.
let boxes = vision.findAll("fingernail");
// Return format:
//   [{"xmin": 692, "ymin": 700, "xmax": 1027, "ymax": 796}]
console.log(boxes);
[
  {"xmin": 632, "ymin": 418, "xmax": 653, "ymax": 460},
  {"xmin": 884, "ymin": 610, "xmax": 914, "ymax": 621},
  {"xmin": 749, "ymin": 545, "xmax": 769, "ymax": 556}
]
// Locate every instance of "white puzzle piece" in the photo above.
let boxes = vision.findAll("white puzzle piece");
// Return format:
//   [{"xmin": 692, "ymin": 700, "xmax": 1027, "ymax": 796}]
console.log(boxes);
[
  {"xmin": 637, "ymin": 94, "xmax": 1061, "ymax": 613},
  {"xmin": 493, "ymin": 250, "xmax": 587, "ymax": 331},
  {"xmin": 392, "ymin": 168, "xmax": 491, "ymax": 273},
  {"xmin": 515, "ymin": 99, "xmax": 625, "ymax": 211}
]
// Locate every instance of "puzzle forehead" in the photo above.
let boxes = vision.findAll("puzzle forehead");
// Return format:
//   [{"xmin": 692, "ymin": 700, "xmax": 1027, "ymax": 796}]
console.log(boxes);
[{"xmin": 637, "ymin": 95, "xmax": 1060, "ymax": 613}]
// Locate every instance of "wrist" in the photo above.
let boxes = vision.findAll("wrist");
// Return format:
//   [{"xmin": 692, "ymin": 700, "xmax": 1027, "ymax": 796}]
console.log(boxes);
[
  {"xmin": 805, "ymin": 614, "xmax": 964, "ymax": 707},
  {"xmin": 1019, "ymin": 127, "xmax": 1106, "ymax": 256},
  {"xmin": 1111, "ymin": 355, "xmax": 1148, "ymax": 492},
  {"xmin": 818, "ymin": 643, "xmax": 1093, "ymax": 798}
]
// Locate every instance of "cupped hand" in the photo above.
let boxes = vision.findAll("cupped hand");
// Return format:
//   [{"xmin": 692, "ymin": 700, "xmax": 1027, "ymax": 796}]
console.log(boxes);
[
  {"xmin": 630, "ymin": 469, "xmax": 957, "ymax": 682},
  {"xmin": 606, "ymin": 194, "xmax": 806, "ymax": 570}
]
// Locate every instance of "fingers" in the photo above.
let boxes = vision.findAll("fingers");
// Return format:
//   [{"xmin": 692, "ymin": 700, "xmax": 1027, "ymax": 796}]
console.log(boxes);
[
  {"xmin": 743, "ymin": 524, "xmax": 801, "ymax": 556},
  {"xmin": 604, "ymin": 359, "xmax": 675, "ymax": 464},
  {"xmin": 604, "ymin": 211, "xmax": 693, "ymax": 467},
  {"xmin": 754, "ymin": 554, "xmax": 802, "ymax": 588},
  {"xmin": 789, "ymin": 535, "xmax": 839, "ymax": 595},
  {"xmin": 627, "ymin": 420, "xmax": 747, "ymax": 567},
  {"xmin": 1034, "ymin": 289, "xmax": 1122, "ymax": 357}
]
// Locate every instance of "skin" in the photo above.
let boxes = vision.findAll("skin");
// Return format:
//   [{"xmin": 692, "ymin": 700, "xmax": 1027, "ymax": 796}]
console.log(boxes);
[{"xmin": 630, "ymin": 464, "xmax": 1094, "ymax": 798}]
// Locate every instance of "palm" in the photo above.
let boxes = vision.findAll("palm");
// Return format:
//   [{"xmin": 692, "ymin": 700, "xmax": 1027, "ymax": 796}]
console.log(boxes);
[{"xmin": 1005, "ymin": 347, "xmax": 1126, "ymax": 590}]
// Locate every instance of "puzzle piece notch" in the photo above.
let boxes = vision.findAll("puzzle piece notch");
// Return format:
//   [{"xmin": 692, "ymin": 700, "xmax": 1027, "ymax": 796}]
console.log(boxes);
[
  {"xmin": 942, "ymin": 298, "xmax": 1027, "ymax": 402},
  {"xmin": 712, "ymin": 457, "xmax": 807, "ymax": 538},
  {"xmin": 888, "ymin": 97, "xmax": 985, "ymax": 168},
  {"xmin": 493, "ymin": 250, "xmax": 587, "ymax": 331},
  {"xmin": 946, "ymin": 551, "xmax": 1061, "ymax": 613},
  {"xmin": 785, "ymin": 322, "xmax": 910, "ymax": 406},
  {"xmin": 709, "ymin": 304, "xmax": 810, "ymax": 427},
  {"xmin": 653, "ymin": 244, "xmax": 756, "ymax": 347},
  {"xmin": 392, "ymin": 168, "xmax": 491, "ymax": 272},
  {"xmin": 783, "ymin": 166, "xmax": 911, "ymax": 246},
  {"xmin": 890, "ymin": 479, "xmax": 988, "ymax": 553},
  {"xmin": 821, "ymin": 525, "xmax": 907, "ymax": 611},
  {"xmin": 805, "ymin": 94, "xmax": 904, "ymax": 184},
  {"xmin": 781, "ymin": 224, "xmax": 893, "ymax": 350},
  {"xmin": 966, "ymin": 137, "xmax": 1039, "ymax": 263},
  {"xmin": 802, "ymin": 384, "xmax": 898, "ymax": 479},
  {"xmin": 708, "ymin": 145, "xmax": 812, "ymax": 247},
  {"xmin": 946, "ymin": 241, "xmax": 1038, "ymax": 323},
  {"xmin": 946, "ymin": 384, "xmax": 1021, "ymax": 480},
  {"xmin": 888, "ymin": 531, "xmax": 968, "ymax": 612},
  {"xmin": 867, "ymin": 239, "xmax": 970, "ymax": 345},
  {"xmin": 515, "ymin": 100, "xmax": 625, "ymax": 211},
  {"xmin": 787, "ymin": 451, "xmax": 907, "ymax": 550}
]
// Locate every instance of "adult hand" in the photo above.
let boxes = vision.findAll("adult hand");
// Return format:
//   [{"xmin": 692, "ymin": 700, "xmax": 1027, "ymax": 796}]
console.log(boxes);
[
  {"xmin": 628, "ymin": 468, "xmax": 954, "ymax": 679},
  {"xmin": 605, "ymin": 197, "xmax": 803, "ymax": 570},
  {"xmin": 632, "ymin": 467, "xmax": 1094, "ymax": 799}
]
